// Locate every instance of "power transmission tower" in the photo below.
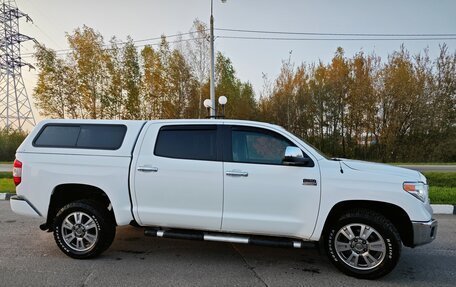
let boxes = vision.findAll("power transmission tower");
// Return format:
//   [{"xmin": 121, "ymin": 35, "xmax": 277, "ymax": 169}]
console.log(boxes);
[{"xmin": 0, "ymin": 0, "xmax": 36, "ymax": 131}]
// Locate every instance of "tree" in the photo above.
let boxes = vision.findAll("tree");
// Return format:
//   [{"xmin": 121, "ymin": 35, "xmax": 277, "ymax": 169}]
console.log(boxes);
[
  {"xmin": 166, "ymin": 50, "xmax": 197, "ymax": 118},
  {"xmin": 348, "ymin": 52, "xmax": 378, "ymax": 159},
  {"xmin": 308, "ymin": 62, "xmax": 330, "ymax": 151},
  {"xmin": 215, "ymin": 52, "xmax": 256, "ymax": 119},
  {"xmin": 378, "ymin": 46, "xmax": 421, "ymax": 161},
  {"xmin": 66, "ymin": 25, "xmax": 109, "ymax": 119},
  {"xmin": 185, "ymin": 19, "xmax": 211, "ymax": 118},
  {"xmin": 140, "ymin": 41, "xmax": 168, "ymax": 119},
  {"xmin": 428, "ymin": 45, "xmax": 456, "ymax": 161},
  {"xmin": 34, "ymin": 44, "xmax": 77, "ymax": 119},
  {"xmin": 104, "ymin": 38, "xmax": 124, "ymax": 119},
  {"xmin": 122, "ymin": 37, "xmax": 141, "ymax": 119},
  {"xmin": 32, "ymin": 23, "xmax": 456, "ymax": 163},
  {"xmin": 326, "ymin": 47, "xmax": 351, "ymax": 156}
]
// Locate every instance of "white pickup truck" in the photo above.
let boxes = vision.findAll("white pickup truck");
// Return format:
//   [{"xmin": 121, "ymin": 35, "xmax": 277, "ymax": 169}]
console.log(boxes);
[{"xmin": 10, "ymin": 119, "xmax": 437, "ymax": 279}]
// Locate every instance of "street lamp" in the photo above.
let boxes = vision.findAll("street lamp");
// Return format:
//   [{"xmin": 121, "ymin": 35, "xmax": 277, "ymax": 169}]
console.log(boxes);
[
  {"xmin": 209, "ymin": 0, "xmax": 227, "ymax": 118},
  {"xmin": 218, "ymin": 96, "xmax": 227, "ymax": 118},
  {"xmin": 204, "ymin": 96, "xmax": 227, "ymax": 118},
  {"xmin": 203, "ymin": 99, "xmax": 212, "ymax": 118}
]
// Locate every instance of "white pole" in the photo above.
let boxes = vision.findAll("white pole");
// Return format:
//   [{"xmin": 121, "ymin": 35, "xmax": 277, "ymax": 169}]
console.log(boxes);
[{"xmin": 209, "ymin": 0, "xmax": 216, "ymax": 118}]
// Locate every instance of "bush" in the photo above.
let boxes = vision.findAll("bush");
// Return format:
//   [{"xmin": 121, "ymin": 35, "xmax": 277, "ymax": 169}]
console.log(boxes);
[
  {"xmin": 423, "ymin": 172, "xmax": 456, "ymax": 188},
  {"xmin": 0, "ymin": 129, "xmax": 27, "ymax": 161},
  {"xmin": 0, "ymin": 172, "xmax": 12, "ymax": 178}
]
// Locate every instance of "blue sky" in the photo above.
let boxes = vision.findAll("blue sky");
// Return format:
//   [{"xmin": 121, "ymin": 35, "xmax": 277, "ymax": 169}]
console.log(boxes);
[{"xmin": 15, "ymin": 0, "xmax": 456, "ymax": 118}]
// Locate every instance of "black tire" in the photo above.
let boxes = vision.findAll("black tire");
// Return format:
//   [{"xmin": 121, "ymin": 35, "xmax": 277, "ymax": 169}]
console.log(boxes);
[
  {"xmin": 53, "ymin": 200, "xmax": 116, "ymax": 259},
  {"xmin": 324, "ymin": 209, "xmax": 401, "ymax": 279}
]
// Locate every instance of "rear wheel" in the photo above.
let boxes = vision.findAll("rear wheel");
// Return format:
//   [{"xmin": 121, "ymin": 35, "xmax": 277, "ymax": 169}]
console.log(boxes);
[
  {"xmin": 53, "ymin": 200, "xmax": 115, "ymax": 259},
  {"xmin": 325, "ymin": 209, "xmax": 401, "ymax": 279}
]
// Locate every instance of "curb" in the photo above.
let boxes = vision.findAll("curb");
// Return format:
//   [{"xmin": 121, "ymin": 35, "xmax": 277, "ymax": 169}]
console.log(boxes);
[
  {"xmin": 431, "ymin": 204, "xmax": 456, "ymax": 215},
  {"xmin": 0, "ymin": 193, "xmax": 14, "ymax": 200},
  {"xmin": 0, "ymin": 193, "xmax": 454, "ymax": 214}
]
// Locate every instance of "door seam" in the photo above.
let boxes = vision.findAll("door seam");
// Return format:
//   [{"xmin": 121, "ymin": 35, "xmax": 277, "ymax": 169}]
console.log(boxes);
[{"xmin": 220, "ymin": 161, "xmax": 225, "ymax": 230}]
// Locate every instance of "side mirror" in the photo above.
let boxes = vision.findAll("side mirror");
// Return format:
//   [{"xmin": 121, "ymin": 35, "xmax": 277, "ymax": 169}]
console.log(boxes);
[{"xmin": 283, "ymin": 146, "xmax": 311, "ymax": 166}]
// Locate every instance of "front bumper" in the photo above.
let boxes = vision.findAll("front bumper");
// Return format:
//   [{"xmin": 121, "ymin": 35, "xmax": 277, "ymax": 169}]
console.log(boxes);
[
  {"xmin": 412, "ymin": 219, "xmax": 438, "ymax": 246},
  {"xmin": 10, "ymin": 195, "xmax": 42, "ymax": 218}
]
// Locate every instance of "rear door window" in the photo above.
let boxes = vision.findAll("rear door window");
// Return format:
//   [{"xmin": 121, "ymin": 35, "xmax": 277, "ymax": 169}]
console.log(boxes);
[{"xmin": 154, "ymin": 125, "xmax": 217, "ymax": 161}]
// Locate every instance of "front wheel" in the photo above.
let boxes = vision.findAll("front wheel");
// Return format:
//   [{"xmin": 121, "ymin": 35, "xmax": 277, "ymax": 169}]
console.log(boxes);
[
  {"xmin": 53, "ymin": 200, "xmax": 116, "ymax": 259},
  {"xmin": 325, "ymin": 209, "xmax": 401, "ymax": 279}
]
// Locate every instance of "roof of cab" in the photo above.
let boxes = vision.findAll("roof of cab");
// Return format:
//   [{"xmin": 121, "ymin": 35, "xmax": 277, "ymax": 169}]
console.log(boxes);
[
  {"xmin": 37, "ymin": 118, "xmax": 285, "ymax": 131},
  {"xmin": 19, "ymin": 118, "xmax": 324, "ymax": 161},
  {"xmin": 18, "ymin": 118, "xmax": 286, "ymax": 156}
]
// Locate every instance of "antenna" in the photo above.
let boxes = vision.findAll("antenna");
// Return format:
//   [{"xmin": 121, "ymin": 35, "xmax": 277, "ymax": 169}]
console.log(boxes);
[{"xmin": 0, "ymin": 0, "xmax": 36, "ymax": 131}]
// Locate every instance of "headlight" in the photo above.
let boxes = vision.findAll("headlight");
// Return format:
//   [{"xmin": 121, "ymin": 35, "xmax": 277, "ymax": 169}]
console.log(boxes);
[{"xmin": 403, "ymin": 181, "xmax": 428, "ymax": 202}]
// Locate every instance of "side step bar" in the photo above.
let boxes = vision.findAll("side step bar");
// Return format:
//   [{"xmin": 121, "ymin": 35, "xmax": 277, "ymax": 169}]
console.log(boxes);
[{"xmin": 144, "ymin": 228, "xmax": 306, "ymax": 249}]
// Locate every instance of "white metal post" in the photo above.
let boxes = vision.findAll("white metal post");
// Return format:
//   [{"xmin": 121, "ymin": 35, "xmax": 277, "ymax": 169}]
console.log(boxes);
[{"xmin": 209, "ymin": 0, "xmax": 216, "ymax": 118}]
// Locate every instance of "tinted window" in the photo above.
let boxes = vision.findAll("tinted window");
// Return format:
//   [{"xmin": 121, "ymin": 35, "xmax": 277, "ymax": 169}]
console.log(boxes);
[
  {"xmin": 232, "ymin": 128, "xmax": 294, "ymax": 165},
  {"xmin": 34, "ymin": 125, "xmax": 80, "ymax": 147},
  {"xmin": 34, "ymin": 124, "xmax": 126, "ymax": 150},
  {"xmin": 155, "ymin": 126, "xmax": 217, "ymax": 161},
  {"xmin": 77, "ymin": 125, "xmax": 126, "ymax": 149}
]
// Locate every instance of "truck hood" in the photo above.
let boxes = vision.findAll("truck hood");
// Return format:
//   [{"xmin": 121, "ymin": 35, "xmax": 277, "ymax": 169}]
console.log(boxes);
[{"xmin": 341, "ymin": 159, "xmax": 421, "ymax": 181}]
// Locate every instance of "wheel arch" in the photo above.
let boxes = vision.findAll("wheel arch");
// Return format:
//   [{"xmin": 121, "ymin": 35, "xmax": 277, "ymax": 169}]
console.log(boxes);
[
  {"xmin": 321, "ymin": 200, "xmax": 414, "ymax": 247},
  {"xmin": 42, "ymin": 183, "xmax": 116, "ymax": 231}
]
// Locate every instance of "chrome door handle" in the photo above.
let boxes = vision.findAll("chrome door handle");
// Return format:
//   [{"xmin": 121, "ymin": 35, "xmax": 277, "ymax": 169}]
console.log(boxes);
[
  {"xmin": 137, "ymin": 166, "xmax": 158, "ymax": 172},
  {"xmin": 226, "ymin": 170, "xmax": 248, "ymax": 177}
]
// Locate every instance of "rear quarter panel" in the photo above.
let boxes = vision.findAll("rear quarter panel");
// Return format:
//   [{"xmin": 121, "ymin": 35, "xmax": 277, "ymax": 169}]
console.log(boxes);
[
  {"xmin": 15, "ymin": 119, "xmax": 146, "ymax": 225},
  {"xmin": 15, "ymin": 153, "xmax": 132, "ymax": 225}
]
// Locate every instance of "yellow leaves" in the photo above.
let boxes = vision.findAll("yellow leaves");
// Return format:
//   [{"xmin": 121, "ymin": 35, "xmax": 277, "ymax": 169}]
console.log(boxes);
[
  {"xmin": 258, "ymin": 46, "xmax": 456, "ymax": 162},
  {"xmin": 32, "ymin": 23, "xmax": 455, "ymax": 162}
]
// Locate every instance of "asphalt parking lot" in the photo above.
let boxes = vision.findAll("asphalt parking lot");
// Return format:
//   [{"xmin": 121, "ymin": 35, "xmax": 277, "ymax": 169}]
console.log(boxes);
[{"xmin": 0, "ymin": 201, "xmax": 454, "ymax": 287}]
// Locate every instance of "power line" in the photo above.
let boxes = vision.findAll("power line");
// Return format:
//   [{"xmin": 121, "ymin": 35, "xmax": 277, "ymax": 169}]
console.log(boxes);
[
  {"xmin": 22, "ymin": 0, "xmax": 65, "ymax": 49},
  {"xmin": 20, "ymin": 27, "xmax": 456, "ymax": 60},
  {"xmin": 218, "ymin": 35, "xmax": 456, "ymax": 41},
  {"xmin": 131, "ymin": 30, "xmax": 207, "ymax": 44},
  {"xmin": 216, "ymin": 28, "xmax": 456, "ymax": 37},
  {"xmin": 21, "ymin": 30, "xmax": 208, "ymax": 57},
  {"xmin": 31, "ymin": 22, "xmax": 65, "ymax": 50},
  {"xmin": 20, "ymin": 36, "xmax": 207, "ymax": 59}
]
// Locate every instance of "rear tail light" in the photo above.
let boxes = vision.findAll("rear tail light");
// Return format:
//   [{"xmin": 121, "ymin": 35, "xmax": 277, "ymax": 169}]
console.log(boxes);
[{"xmin": 13, "ymin": 159, "xmax": 22, "ymax": 186}]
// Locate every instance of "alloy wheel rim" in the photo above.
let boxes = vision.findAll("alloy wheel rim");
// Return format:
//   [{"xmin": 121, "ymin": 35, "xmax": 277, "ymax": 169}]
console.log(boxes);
[
  {"xmin": 61, "ymin": 211, "xmax": 98, "ymax": 252},
  {"xmin": 334, "ymin": 223, "xmax": 386, "ymax": 270}
]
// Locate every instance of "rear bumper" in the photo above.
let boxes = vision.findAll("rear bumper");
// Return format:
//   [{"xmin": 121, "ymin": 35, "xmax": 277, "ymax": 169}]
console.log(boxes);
[
  {"xmin": 10, "ymin": 195, "xmax": 42, "ymax": 218},
  {"xmin": 412, "ymin": 219, "xmax": 437, "ymax": 246}
]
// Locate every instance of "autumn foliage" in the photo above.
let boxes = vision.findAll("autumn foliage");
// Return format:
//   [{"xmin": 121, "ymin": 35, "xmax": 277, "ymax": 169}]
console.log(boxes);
[
  {"xmin": 33, "ymin": 24, "xmax": 455, "ymax": 162},
  {"xmin": 259, "ymin": 47, "xmax": 455, "ymax": 162}
]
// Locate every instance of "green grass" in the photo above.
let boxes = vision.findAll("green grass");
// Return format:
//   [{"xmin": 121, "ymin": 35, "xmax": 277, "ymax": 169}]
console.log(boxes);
[
  {"xmin": 429, "ymin": 187, "xmax": 456, "ymax": 205},
  {"xmin": 0, "ymin": 172, "xmax": 12, "ymax": 179},
  {"xmin": 424, "ymin": 172, "xmax": 456, "ymax": 205},
  {"xmin": 0, "ymin": 172, "xmax": 15, "ymax": 193},
  {"xmin": 0, "ymin": 178, "xmax": 15, "ymax": 193}
]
